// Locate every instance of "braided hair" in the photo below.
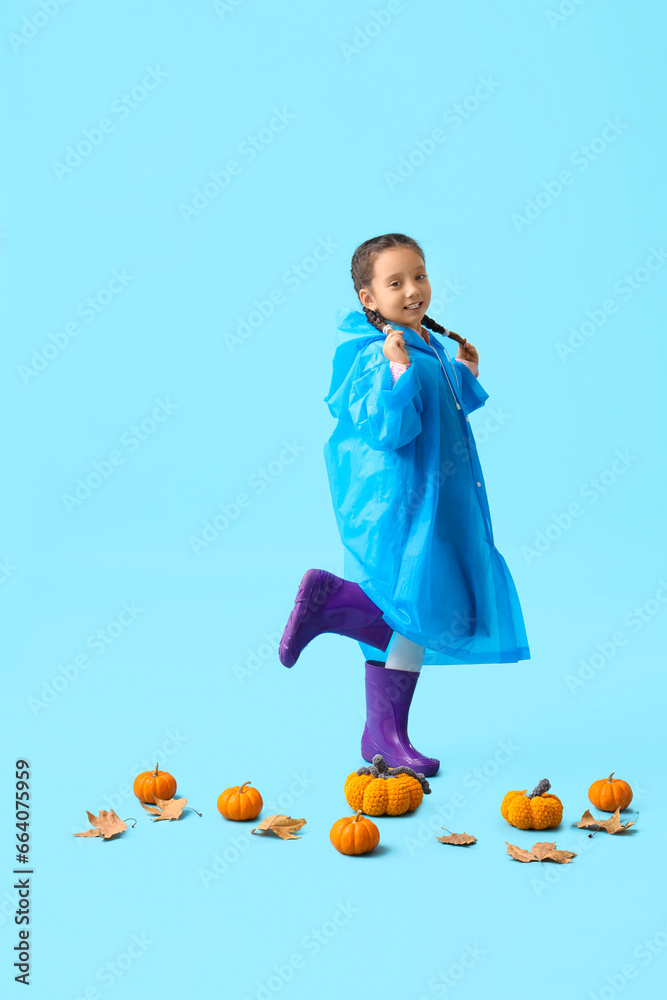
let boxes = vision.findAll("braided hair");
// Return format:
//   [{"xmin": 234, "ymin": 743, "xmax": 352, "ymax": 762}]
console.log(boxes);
[{"xmin": 350, "ymin": 232, "xmax": 464, "ymax": 344}]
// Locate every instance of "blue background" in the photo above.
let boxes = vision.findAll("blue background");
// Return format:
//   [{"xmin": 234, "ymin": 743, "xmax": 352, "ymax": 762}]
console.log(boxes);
[{"xmin": 2, "ymin": 1, "xmax": 666, "ymax": 998}]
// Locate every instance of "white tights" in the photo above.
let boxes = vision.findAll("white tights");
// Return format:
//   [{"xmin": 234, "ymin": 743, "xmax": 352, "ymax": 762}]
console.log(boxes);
[{"xmin": 384, "ymin": 631, "xmax": 425, "ymax": 672}]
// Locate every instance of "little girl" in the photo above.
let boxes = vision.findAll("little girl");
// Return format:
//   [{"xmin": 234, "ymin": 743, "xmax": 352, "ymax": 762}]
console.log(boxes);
[{"xmin": 279, "ymin": 233, "xmax": 529, "ymax": 776}]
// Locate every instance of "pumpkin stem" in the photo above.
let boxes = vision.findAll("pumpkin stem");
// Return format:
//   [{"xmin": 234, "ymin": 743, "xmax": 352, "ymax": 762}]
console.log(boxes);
[
  {"xmin": 354, "ymin": 810, "xmax": 362, "ymax": 823},
  {"xmin": 391, "ymin": 764, "xmax": 431, "ymax": 794},
  {"xmin": 238, "ymin": 781, "xmax": 251, "ymax": 794},
  {"xmin": 154, "ymin": 763, "xmax": 159, "ymax": 777},
  {"xmin": 607, "ymin": 772, "xmax": 615, "ymax": 782},
  {"xmin": 372, "ymin": 754, "xmax": 389, "ymax": 774},
  {"xmin": 525, "ymin": 778, "xmax": 550, "ymax": 799}
]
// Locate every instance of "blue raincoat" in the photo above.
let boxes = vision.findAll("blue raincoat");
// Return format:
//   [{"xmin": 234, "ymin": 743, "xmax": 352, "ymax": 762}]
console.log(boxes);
[{"xmin": 322, "ymin": 307, "xmax": 530, "ymax": 666}]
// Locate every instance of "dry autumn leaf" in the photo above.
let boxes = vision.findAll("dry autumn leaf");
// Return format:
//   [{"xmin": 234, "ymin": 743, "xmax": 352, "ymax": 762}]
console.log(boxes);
[
  {"xmin": 506, "ymin": 840, "xmax": 577, "ymax": 864},
  {"xmin": 74, "ymin": 809, "xmax": 135, "ymax": 840},
  {"xmin": 141, "ymin": 797, "xmax": 202, "ymax": 822},
  {"xmin": 251, "ymin": 814, "xmax": 306, "ymax": 840},
  {"xmin": 576, "ymin": 807, "xmax": 638, "ymax": 836},
  {"xmin": 437, "ymin": 828, "xmax": 477, "ymax": 846}
]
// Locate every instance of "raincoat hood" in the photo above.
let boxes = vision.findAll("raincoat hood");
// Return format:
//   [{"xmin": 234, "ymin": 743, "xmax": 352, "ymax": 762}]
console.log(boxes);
[{"xmin": 326, "ymin": 307, "xmax": 458, "ymax": 420}]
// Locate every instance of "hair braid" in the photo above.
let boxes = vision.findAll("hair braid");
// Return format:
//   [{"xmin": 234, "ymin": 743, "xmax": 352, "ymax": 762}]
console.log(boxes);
[
  {"xmin": 362, "ymin": 305, "xmax": 387, "ymax": 333},
  {"xmin": 422, "ymin": 312, "xmax": 464, "ymax": 345}
]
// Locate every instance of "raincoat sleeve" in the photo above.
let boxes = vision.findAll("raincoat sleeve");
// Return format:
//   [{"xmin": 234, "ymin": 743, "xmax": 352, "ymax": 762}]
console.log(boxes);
[
  {"xmin": 345, "ymin": 344, "xmax": 424, "ymax": 450},
  {"xmin": 452, "ymin": 359, "xmax": 489, "ymax": 416}
]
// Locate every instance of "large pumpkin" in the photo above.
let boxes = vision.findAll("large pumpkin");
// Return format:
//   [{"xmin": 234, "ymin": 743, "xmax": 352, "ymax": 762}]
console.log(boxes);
[
  {"xmin": 330, "ymin": 810, "xmax": 380, "ymax": 855},
  {"xmin": 344, "ymin": 754, "xmax": 430, "ymax": 816},
  {"xmin": 588, "ymin": 772, "xmax": 633, "ymax": 812},
  {"xmin": 133, "ymin": 763, "xmax": 177, "ymax": 804},
  {"xmin": 217, "ymin": 781, "xmax": 263, "ymax": 821},
  {"xmin": 501, "ymin": 779, "xmax": 563, "ymax": 830}
]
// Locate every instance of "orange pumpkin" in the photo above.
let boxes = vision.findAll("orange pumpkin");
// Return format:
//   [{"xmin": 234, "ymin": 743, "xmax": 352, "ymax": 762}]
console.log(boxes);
[
  {"xmin": 344, "ymin": 755, "xmax": 430, "ymax": 816},
  {"xmin": 330, "ymin": 810, "xmax": 380, "ymax": 855},
  {"xmin": 133, "ymin": 763, "xmax": 177, "ymax": 804},
  {"xmin": 217, "ymin": 781, "xmax": 263, "ymax": 821},
  {"xmin": 588, "ymin": 772, "xmax": 633, "ymax": 812},
  {"xmin": 501, "ymin": 779, "xmax": 563, "ymax": 830}
]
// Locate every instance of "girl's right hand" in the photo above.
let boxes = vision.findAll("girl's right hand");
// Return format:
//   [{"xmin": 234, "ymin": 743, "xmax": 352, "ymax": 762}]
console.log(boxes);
[{"xmin": 382, "ymin": 327, "xmax": 410, "ymax": 365}]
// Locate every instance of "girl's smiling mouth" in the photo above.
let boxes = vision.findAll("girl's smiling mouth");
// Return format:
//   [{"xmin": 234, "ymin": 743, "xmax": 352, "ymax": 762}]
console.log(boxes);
[{"xmin": 405, "ymin": 300, "xmax": 422, "ymax": 311}]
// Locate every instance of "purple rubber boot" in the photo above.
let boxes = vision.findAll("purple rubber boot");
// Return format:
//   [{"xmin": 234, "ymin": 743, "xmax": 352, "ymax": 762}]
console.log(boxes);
[
  {"xmin": 279, "ymin": 569, "xmax": 393, "ymax": 668},
  {"xmin": 361, "ymin": 659, "xmax": 440, "ymax": 776}
]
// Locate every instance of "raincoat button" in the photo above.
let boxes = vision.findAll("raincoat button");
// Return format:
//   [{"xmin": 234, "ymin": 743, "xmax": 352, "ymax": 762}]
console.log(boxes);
[{"xmin": 476, "ymin": 481, "xmax": 481, "ymax": 487}]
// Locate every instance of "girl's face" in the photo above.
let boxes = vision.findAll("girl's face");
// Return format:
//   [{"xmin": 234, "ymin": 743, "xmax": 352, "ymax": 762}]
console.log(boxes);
[{"xmin": 358, "ymin": 247, "xmax": 432, "ymax": 332}]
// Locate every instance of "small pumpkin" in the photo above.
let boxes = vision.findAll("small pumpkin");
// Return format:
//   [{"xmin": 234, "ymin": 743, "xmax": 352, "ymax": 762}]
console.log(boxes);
[
  {"xmin": 344, "ymin": 754, "xmax": 430, "ymax": 816},
  {"xmin": 588, "ymin": 772, "xmax": 633, "ymax": 812},
  {"xmin": 501, "ymin": 779, "xmax": 563, "ymax": 830},
  {"xmin": 330, "ymin": 810, "xmax": 380, "ymax": 855},
  {"xmin": 217, "ymin": 781, "xmax": 263, "ymax": 821},
  {"xmin": 133, "ymin": 763, "xmax": 177, "ymax": 804}
]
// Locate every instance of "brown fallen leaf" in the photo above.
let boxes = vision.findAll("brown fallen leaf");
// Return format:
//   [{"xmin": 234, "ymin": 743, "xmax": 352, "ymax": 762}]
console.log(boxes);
[
  {"xmin": 530, "ymin": 841, "xmax": 577, "ymax": 863},
  {"xmin": 437, "ymin": 828, "xmax": 477, "ymax": 846},
  {"xmin": 74, "ymin": 809, "xmax": 135, "ymax": 840},
  {"xmin": 576, "ymin": 807, "xmax": 638, "ymax": 836},
  {"xmin": 506, "ymin": 840, "xmax": 577, "ymax": 864},
  {"xmin": 141, "ymin": 796, "xmax": 202, "ymax": 822},
  {"xmin": 251, "ymin": 814, "xmax": 306, "ymax": 840}
]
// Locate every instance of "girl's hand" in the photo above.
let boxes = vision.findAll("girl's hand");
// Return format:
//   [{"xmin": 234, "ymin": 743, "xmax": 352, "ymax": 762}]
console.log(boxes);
[
  {"xmin": 455, "ymin": 338, "xmax": 479, "ymax": 366},
  {"xmin": 382, "ymin": 327, "xmax": 410, "ymax": 365}
]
